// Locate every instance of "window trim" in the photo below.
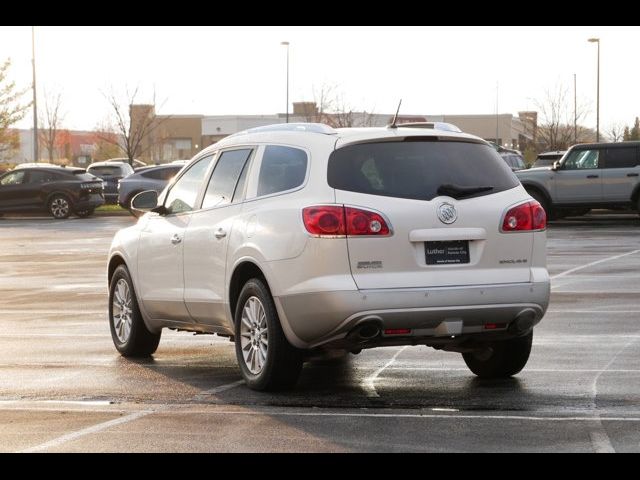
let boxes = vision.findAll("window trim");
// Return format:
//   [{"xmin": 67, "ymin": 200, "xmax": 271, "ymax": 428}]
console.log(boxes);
[
  {"xmin": 244, "ymin": 143, "xmax": 311, "ymax": 203},
  {"xmin": 197, "ymin": 146, "xmax": 256, "ymax": 213}
]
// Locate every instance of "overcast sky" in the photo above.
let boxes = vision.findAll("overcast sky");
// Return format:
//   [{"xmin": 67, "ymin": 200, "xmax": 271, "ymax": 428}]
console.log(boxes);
[{"xmin": 1, "ymin": 26, "xmax": 637, "ymax": 132}]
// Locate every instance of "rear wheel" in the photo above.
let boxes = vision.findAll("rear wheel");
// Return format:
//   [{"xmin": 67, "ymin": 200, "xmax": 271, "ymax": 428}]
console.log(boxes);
[
  {"xmin": 109, "ymin": 264, "xmax": 161, "ymax": 357},
  {"xmin": 463, "ymin": 331, "xmax": 533, "ymax": 378},
  {"xmin": 48, "ymin": 194, "xmax": 71, "ymax": 219},
  {"xmin": 234, "ymin": 278, "xmax": 302, "ymax": 391}
]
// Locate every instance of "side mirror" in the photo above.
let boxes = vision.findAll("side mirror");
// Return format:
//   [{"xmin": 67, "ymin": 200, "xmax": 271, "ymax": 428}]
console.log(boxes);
[
  {"xmin": 131, "ymin": 190, "xmax": 159, "ymax": 218},
  {"xmin": 551, "ymin": 160, "xmax": 560, "ymax": 171}
]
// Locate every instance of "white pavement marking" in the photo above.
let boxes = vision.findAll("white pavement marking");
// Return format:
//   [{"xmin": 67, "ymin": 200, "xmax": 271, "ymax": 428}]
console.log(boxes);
[
  {"xmin": 196, "ymin": 380, "xmax": 245, "ymax": 397},
  {"xmin": 588, "ymin": 334, "xmax": 639, "ymax": 453},
  {"xmin": 364, "ymin": 346, "xmax": 408, "ymax": 398},
  {"xmin": 14, "ymin": 378, "xmax": 245, "ymax": 452},
  {"xmin": 18, "ymin": 410, "xmax": 154, "ymax": 453},
  {"xmin": 550, "ymin": 249, "xmax": 640, "ymax": 281}
]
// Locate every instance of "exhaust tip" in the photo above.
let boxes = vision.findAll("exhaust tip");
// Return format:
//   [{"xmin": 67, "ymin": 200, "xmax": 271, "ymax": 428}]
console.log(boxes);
[
  {"xmin": 358, "ymin": 324, "xmax": 380, "ymax": 339},
  {"xmin": 510, "ymin": 308, "xmax": 536, "ymax": 334}
]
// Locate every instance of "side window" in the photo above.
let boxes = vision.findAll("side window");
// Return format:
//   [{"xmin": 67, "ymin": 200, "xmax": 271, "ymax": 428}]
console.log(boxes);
[
  {"xmin": 28, "ymin": 171, "xmax": 62, "ymax": 183},
  {"xmin": 563, "ymin": 149, "xmax": 600, "ymax": 170},
  {"xmin": 0, "ymin": 170, "xmax": 26, "ymax": 186},
  {"xmin": 202, "ymin": 149, "xmax": 252, "ymax": 209},
  {"xmin": 256, "ymin": 146, "xmax": 307, "ymax": 197},
  {"xmin": 605, "ymin": 147, "xmax": 637, "ymax": 169},
  {"xmin": 164, "ymin": 156, "xmax": 214, "ymax": 214}
]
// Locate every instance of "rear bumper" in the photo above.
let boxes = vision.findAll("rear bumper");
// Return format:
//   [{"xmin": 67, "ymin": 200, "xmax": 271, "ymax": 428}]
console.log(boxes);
[
  {"xmin": 74, "ymin": 195, "xmax": 105, "ymax": 211},
  {"xmin": 275, "ymin": 280, "xmax": 550, "ymax": 349}
]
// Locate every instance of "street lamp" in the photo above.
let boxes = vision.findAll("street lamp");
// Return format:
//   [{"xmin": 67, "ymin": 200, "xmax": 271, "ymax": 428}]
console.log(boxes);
[
  {"xmin": 588, "ymin": 37, "xmax": 600, "ymax": 142},
  {"xmin": 281, "ymin": 41, "xmax": 290, "ymax": 123}
]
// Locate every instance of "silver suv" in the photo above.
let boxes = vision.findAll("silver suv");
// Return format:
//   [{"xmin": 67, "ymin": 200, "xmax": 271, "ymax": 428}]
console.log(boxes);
[
  {"xmin": 107, "ymin": 123, "xmax": 550, "ymax": 391},
  {"xmin": 517, "ymin": 142, "xmax": 640, "ymax": 218}
]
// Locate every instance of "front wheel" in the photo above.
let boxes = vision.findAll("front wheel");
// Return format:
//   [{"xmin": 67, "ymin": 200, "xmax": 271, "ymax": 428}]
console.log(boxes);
[
  {"xmin": 109, "ymin": 264, "xmax": 161, "ymax": 357},
  {"xmin": 527, "ymin": 190, "xmax": 553, "ymax": 221},
  {"xmin": 463, "ymin": 331, "xmax": 533, "ymax": 378},
  {"xmin": 234, "ymin": 278, "xmax": 302, "ymax": 391}
]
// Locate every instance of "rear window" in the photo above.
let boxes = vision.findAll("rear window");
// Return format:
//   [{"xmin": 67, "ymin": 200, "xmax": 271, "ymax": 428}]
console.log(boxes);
[
  {"xmin": 88, "ymin": 166, "xmax": 123, "ymax": 176},
  {"xmin": 328, "ymin": 140, "xmax": 519, "ymax": 201},
  {"xmin": 141, "ymin": 166, "xmax": 181, "ymax": 180}
]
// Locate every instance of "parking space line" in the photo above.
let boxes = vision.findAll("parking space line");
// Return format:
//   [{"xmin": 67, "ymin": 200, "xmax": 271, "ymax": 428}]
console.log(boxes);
[
  {"xmin": 15, "ymin": 378, "xmax": 245, "ymax": 452},
  {"xmin": 550, "ymin": 249, "xmax": 640, "ymax": 281},
  {"xmin": 364, "ymin": 346, "xmax": 408, "ymax": 398},
  {"xmin": 18, "ymin": 409, "xmax": 155, "ymax": 453}
]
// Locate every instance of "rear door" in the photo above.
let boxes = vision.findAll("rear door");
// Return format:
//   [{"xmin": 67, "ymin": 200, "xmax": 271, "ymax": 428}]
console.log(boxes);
[
  {"xmin": 601, "ymin": 145, "xmax": 639, "ymax": 202},
  {"xmin": 329, "ymin": 139, "xmax": 533, "ymax": 289}
]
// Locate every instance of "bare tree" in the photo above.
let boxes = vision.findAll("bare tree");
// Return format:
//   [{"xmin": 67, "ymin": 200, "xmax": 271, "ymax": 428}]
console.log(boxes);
[
  {"xmin": 0, "ymin": 58, "xmax": 30, "ymax": 157},
  {"xmin": 99, "ymin": 87, "xmax": 169, "ymax": 165},
  {"xmin": 606, "ymin": 122, "xmax": 624, "ymax": 142},
  {"xmin": 302, "ymin": 83, "xmax": 376, "ymax": 128},
  {"xmin": 535, "ymin": 84, "xmax": 589, "ymax": 150},
  {"xmin": 38, "ymin": 90, "xmax": 65, "ymax": 162}
]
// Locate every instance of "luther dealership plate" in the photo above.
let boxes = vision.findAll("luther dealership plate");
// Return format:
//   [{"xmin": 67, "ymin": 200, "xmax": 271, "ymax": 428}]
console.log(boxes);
[{"xmin": 425, "ymin": 240, "xmax": 470, "ymax": 265}]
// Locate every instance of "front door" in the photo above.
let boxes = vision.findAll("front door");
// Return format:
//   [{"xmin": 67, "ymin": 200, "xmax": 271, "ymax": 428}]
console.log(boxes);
[
  {"xmin": 184, "ymin": 148, "xmax": 253, "ymax": 326},
  {"xmin": 0, "ymin": 170, "xmax": 28, "ymax": 211},
  {"xmin": 136, "ymin": 155, "xmax": 215, "ymax": 322},
  {"xmin": 554, "ymin": 148, "xmax": 603, "ymax": 204}
]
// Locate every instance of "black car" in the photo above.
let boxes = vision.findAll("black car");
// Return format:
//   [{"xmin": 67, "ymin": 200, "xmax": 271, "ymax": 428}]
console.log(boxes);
[
  {"xmin": 0, "ymin": 166, "xmax": 104, "ymax": 219},
  {"xmin": 87, "ymin": 161, "xmax": 135, "ymax": 204}
]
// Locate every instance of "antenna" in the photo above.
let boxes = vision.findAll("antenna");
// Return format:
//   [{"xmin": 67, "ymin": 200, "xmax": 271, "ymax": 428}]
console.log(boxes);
[{"xmin": 389, "ymin": 99, "xmax": 402, "ymax": 129}]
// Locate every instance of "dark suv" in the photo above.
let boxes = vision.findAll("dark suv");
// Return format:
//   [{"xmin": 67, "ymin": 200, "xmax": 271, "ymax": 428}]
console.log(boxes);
[
  {"xmin": 87, "ymin": 161, "xmax": 134, "ymax": 204},
  {"xmin": 0, "ymin": 166, "xmax": 104, "ymax": 219}
]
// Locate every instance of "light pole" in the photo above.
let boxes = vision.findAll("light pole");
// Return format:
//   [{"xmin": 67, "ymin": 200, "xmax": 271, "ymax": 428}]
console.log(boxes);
[
  {"xmin": 32, "ymin": 26, "xmax": 38, "ymax": 162},
  {"xmin": 588, "ymin": 37, "xmax": 600, "ymax": 142},
  {"xmin": 281, "ymin": 41, "xmax": 290, "ymax": 123}
]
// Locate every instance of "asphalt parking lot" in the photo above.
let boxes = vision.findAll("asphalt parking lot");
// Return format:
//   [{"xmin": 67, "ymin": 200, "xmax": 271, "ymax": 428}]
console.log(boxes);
[{"xmin": 1, "ymin": 213, "xmax": 639, "ymax": 452}]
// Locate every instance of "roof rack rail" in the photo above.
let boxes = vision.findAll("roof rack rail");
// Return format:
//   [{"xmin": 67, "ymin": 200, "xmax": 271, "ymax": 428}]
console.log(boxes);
[
  {"xmin": 396, "ymin": 122, "xmax": 462, "ymax": 133},
  {"xmin": 231, "ymin": 123, "xmax": 337, "ymax": 137}
]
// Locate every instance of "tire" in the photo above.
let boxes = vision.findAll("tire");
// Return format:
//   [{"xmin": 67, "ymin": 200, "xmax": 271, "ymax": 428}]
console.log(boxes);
[
  {"xmin": 108, "ymin": 264, "xmax": 161, "ymax": 357},
  {"xmin": 527, "ymin": 189, "xmax": 553, "ymax": 221},
  {"xmin": 462, "ymin": 331, "xmax": 533, "ymax": 379},
  {"xmin": 48, "ymin": 194, "xmax": 71, "ymax": 219},
  {"xmin": 234, "ymin": 278, "xmax": 302, "ymax": 391},
  {"xmin": 75, "ymin": 208, "xmax": 95, "ymax": 218}
]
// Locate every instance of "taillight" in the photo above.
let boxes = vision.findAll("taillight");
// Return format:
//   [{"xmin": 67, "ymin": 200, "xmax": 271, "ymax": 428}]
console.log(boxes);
[
  {"xmin": 501, "ymin": 201, "xmax": 546, "ymax": 232},
  {"xmin": 302, "ymin": 205, "xmax": 391, "ymax": 237},
  {"xmin": 302, "ymin": 206, "xmax": 345, "ymax": 236}
]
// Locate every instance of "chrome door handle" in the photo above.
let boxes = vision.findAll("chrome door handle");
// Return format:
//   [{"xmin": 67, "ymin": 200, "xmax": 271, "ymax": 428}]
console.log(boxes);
[
  {"xmin": 214, "ymin": 228, "xmax": 227, "ymax": 239},
  {"xmin": 171, "ymin": 234, "xmax": 182, "ymax": 245}
]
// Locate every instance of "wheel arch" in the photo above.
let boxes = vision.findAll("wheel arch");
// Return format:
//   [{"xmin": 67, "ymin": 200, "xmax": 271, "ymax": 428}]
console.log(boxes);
[
  {"xmin": 631, "ymin": 183, "xmax": 640, "ymax": 204},
  {"xmin": 522, "ymin": 182, "xmax": 552, "ymax": 205},
  {"xmin": 228, "ymin": 260, "xmax": 268, "ymax": 322}
]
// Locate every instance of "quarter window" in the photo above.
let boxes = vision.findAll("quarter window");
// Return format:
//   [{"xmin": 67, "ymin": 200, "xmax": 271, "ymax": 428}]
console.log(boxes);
[
  {"xmin": 202, "ymin": 149, "xmax": 252, "ymax": 209},
  {"xmin": 256, "ymin": 146, "xmax": 307, "ymax": 197},
  {"xmin": 164, "ymin": 155, "xmax": 214, "ymax": 214},
  {"xmin": 605, "ymin": 147, "xmax": 637, "ymax": 168}
]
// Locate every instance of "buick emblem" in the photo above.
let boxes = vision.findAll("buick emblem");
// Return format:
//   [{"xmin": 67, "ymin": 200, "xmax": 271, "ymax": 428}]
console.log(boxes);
[{"xmin": 437, "ymin": 203, "xmax": 457, "ymax": 224}]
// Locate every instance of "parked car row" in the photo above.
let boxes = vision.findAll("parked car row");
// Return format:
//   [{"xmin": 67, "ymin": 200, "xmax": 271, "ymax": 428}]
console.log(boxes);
[{"xmin": 0, "ymin": 159, "xmax": 186, "ymax": 219}]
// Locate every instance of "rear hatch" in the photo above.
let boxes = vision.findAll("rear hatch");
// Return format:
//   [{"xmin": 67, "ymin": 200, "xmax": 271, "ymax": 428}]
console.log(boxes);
[{"xmin": 328, "ymin": 138, "xmax": 534, "ymax": 289}]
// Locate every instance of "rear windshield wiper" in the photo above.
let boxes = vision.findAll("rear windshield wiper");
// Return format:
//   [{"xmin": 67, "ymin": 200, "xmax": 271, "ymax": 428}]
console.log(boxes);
[{"xmin": 436, "ymin": 184, "xmax": 494, "ymax": 199}]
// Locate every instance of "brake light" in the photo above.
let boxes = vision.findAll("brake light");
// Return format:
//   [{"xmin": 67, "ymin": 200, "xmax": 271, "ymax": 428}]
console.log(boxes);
[
  {"xmin": 302, "ymin": 205, "xmax": 391, "ymax": 236},
  {"xmin": 501, "ymin": 201, "xmax": 546, "ymax": 232}
]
